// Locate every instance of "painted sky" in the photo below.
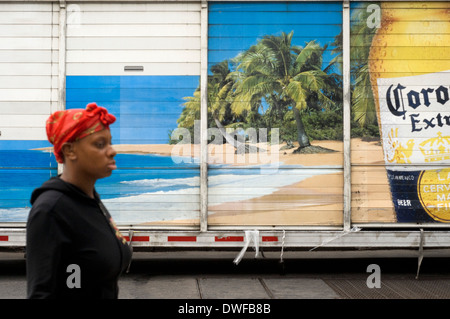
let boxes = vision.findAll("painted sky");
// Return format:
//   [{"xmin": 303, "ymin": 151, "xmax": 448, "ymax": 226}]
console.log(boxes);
[
  {"xmin": 66, "ymin": 75, "xmax": 200, "ymax": 145},
  {"xmin": 51, "ymin": 2, "xmax": 345, "ymax": 146},
  {"xmin": 208, "ymin": 2, "xmax": 343, "ymax": 73}
]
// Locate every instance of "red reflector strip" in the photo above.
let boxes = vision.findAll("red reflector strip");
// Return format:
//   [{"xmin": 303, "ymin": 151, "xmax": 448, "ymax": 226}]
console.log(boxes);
[
  {"xmin": 0, "ymin": 236, "xmax": 8, "ymax": 241},
  {"xmin": 262, "ymin": 236, "xmax": 278, "ymax": 242},
  {"xmin": 215, "ymin": 236, "xmax": 244, "ymax": 242},
  {"xmin": 124, "ymin": 236, "xmax": 150, "ymax": 242},
  {"xmin": 168, "ymin": 236, "xmax": 197, "ymax": 242}
]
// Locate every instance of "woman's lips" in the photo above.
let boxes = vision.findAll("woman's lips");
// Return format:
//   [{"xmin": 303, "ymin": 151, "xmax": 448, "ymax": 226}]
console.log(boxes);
[{"xmin": 107, "ymin": 162, "xmax": 117, "ymax": 170}]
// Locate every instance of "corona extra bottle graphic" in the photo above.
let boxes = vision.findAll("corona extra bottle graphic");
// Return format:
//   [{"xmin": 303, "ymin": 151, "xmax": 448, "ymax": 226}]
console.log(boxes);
[{"xmin": 369, "ymin": 2, "xmax": 450, "ymax": 222}]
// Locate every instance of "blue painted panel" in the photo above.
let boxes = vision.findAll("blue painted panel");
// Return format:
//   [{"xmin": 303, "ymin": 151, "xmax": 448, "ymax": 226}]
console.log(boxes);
[
  {"xmin": 209, "ymin": 2, "xmax": 342, "ymax": 12},
  {"xmin": 67, "ymin": 75, "xmax": 199, "ymax": 89},
  {"xmin": 66, "ymin": 75, "xmax": 200, "ymax": 145},
  {"xmin": 209, "ymin": 11, "xmax": 342, "ymax": 25},
  {"xmin": 208, "ymin": 37, "xmax": 338, "ymax": 51},
  {"xmin": 208, "ymin": 25, "xmax": 342, "ymax": 38},
  {"xmin": 208, "ymin": 2, "xmax": 342, "ymax": 73},
  {"xmin": 119, "ymin": 76, "xmax": 199, "ymax": 89},
  {"xmin": 0, "ymin": 150, "xmax": 56, "ymax": 168},
  {"xmin": 0, "ymin": 140, "xmax": 52, "ymax": 151},
  {"xmin": 66, "ymin": 88, "xmax": 194, "ymax": 103},
  {"xmin": 66, "ymin": 76, "xmax": 121, "ymax": 89},
  {"xmin": 114, "ymin": 102, "xmax": 185, "ymax": 115}
]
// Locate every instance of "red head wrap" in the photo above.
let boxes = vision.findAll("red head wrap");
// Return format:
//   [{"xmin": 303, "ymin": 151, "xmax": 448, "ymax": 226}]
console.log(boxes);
[{"xmin": 46, "ymin": 103, "xmax": 116, "ymax": 163}]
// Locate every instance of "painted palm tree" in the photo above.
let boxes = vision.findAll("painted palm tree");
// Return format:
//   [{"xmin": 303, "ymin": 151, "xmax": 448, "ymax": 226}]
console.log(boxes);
[
  {"xmin": 178, "ymin": 89, "xmax": 200, "ymax": 132},
  {"xmin": 229, "ymin": 31, "xmax": 334, "ymax": 150},
  {"xmin": 351, "ymin": 4, "xmax": 379, "ymax": 128},
  {"xmin": 208, "ymin": 60, "xmax": 241, "ymax": 147},
  {"xmin": 178, "ymin": 60, "xmax": 245, "ymax": 148},
  {"xmin": 330, "ymin": 3, "xmax": 378, "ymax": 128}
]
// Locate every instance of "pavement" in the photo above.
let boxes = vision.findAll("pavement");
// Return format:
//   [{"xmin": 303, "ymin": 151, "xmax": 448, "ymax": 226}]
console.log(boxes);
[{"xmin": 1, "ymin": 249, "xmax": 450, "ymax": 302}]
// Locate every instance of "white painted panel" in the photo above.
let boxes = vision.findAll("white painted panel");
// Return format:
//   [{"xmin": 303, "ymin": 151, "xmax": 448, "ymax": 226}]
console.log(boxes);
[
  {"xmin": 0, "ymin": 102, "xmax": 51, "ymax": 115},
  {"xmin": 1, "ymin": 38, "xmax": 52, "ymax": 50},
  {"xmin": 67, "ymin": 50, "xmax": 200, "ymax": 63},
  {"xmin": 0, "ymin": 3, "xmax": 52, "ymax": 12},
  {"xmin": 0, "ymin": 51, "xmax": 51, "ymax": 63},
  {"xmin": 67, "ymin": 24, "xmax": 200, "ymax": 37},
  {"xmin": 67, "ymin": 2, "xmax": 201, "ymax": 75},
  {"xmin": 67, "ymin": 62, "xmax": 200, "ymax": 76},
  {"xmin": 66, "ymin": 2, "xmax": 201, "ymax": 76},
  {"xmin": 67, "ymin": 11, "xmax": 200, "ymax": 25},
  {"xmin": 0, "ymin": 89, "xmax": 51, "ymax": 101},
  {"xmin": 0, "ymin": 76, "xmax": 52, "ymax": 89},
  {"xmin": 0, "ymin": 63, "xmax": 52, "ymax": 76},
  {"xmin": 0, "ymin": 3, "xmax": 55, "ymax": 145},
  {"xmin": 0, "ymin": 115, "xmax": 49, "ymax": 127},
  {"xmin": 0, "ymin": 25, "xmax": 52, "ymax": 37},
  {"xmin": 67, "ymin": 37, "xmax": 200, "ymax": 50},
  {"xmin": 51, "ymin": 63, "xmax": 59, "ymax": 77},
  {"xmin": 70, "ymin": 3, "xmax": 201, "ymax": 12},
  {"xmin": 51, "ymin": 37, "xmax": 59, "ymax": 51},
  {"xmin": 50, "ymin": 88, "xmax": 58, "ymax": 103},
  {"xmin": 0, "ymin": 12, "xmax": 52, "ymax": 24},
  {"xmin": 0, "ymin": 127, "xmax": 47, "ymax": 140}
]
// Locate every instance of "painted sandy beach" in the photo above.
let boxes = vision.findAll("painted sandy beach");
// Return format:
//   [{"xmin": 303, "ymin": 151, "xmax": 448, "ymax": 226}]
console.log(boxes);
[{"xmin": 108, "ymin": 138, "xmax": 396, "ymax": 226}]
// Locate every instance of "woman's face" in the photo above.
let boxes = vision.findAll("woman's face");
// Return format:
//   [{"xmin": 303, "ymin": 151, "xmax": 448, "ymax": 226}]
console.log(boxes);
[{"xmin": 72, "ymin": 129, "xmax": 117, "ymax": 180}]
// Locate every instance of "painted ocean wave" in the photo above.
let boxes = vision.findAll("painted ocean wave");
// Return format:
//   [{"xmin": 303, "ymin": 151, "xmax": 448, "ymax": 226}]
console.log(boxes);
[
  {"xmin": 102, "ymin": 168, "xmax": 340, "ymax": 224},
  {"xmin": 0, "ymin": 148, "xmax": 341, "ymax": 224}
]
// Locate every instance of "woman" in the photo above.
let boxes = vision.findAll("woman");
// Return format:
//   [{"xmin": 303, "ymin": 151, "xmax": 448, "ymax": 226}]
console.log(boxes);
[{"xmin": 26, "ymin": 103, "xmax": 132, "ymax": 299}]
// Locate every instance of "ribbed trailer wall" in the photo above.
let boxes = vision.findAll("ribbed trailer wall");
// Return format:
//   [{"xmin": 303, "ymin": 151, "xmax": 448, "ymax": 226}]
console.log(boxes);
[
  {"xmin": 0, "ymin": 2, "xmax": 59, "ymax": 225},
  {"xmin": 1, "ymin": 1, "xmax": 449, "ymax": 256},
  {"xmin": 65, "ymin": 2, "xmax": 202, "ymax": 226},
  {"xmin": 0, "ymin": 2, "xmax": 58, "ymax": 141}
]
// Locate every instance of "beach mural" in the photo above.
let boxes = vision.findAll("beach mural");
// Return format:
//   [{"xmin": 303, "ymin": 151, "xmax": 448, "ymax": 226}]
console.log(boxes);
[
  {"xmin": 0, "ymin": 144, "xmax": 58, "ymax": 223},
  {"xmin": 0, "ymin": 2, "xmax": 57, "ymax": 223},
  {"xmin": 100, "ymin": 1, "xmax": 346, "ymax": 227},
  {"xmin": 0, "ymin": 1, "xmax": 346, "ymax": 226},
  {"xmin": 66, "ymin": 76, "xmax": 202, "ymax": 225},
  {"xmin": 2, "ymin": 1, "xmax": 447, "ymax": 226},
  {"xmin": 202, "ymin": 2, "xmax": 345, "ymax": 226},
  {"xmin": 0, "ymin": 1, "xmax": 204, "ymax": 226}
]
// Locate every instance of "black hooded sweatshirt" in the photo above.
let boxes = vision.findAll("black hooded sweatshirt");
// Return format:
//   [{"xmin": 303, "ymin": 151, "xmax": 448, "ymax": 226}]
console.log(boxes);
[{"xmin": 26, "ymin": 176, "xmax": 132, "ymax": 299}]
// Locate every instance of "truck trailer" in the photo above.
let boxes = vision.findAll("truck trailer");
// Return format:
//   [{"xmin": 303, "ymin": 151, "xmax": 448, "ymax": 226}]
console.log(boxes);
[{"xmin": 1, "ymin": 0, "xmax": 449, "ymax": 269}]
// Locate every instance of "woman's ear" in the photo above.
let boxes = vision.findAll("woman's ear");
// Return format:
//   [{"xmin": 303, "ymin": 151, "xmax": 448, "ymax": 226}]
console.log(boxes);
[{"xmin": 61, "ymin": 142, "xmax": 77, "ymax": 162}]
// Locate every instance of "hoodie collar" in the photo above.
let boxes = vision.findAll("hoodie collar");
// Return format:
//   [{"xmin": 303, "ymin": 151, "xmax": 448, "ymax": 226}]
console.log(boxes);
[{"xmin": 30, "ymin": 176, "xmax": 100, "ymax": 206}]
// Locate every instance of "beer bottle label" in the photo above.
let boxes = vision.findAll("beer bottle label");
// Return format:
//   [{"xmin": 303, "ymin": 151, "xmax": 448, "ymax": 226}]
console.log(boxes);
[
  {"xmin": 377, "ymin": 70, "xmax": 450, "ymax": 167},
  {"xmin": 376, "ymin": 70, "xmax": 450, "ymax": 222}
]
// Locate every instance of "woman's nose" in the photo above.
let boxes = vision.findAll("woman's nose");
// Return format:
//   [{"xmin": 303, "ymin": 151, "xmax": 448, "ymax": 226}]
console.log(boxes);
[{"xmin": 108, "ymin": 145, "xmax": 117, "ymax": 157}]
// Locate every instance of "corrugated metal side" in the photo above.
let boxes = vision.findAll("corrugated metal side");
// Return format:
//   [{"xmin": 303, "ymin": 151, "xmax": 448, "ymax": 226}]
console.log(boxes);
[
  {"xmin": 1, "ymin": 0, "xmax": 449, "ymax": 230},
  {"xmin": 66, "ymin": 2, "xmax": 201, "ymax": 76},
  {"xmin": 349, "ymin": 1, "xmax": 397, "ymax": 224},
  {"xmin": 65, "ymin": 2, "xmax": 202, "ymax": 226},
  {"xmin": 0, "ymin": 3, "xmax": 59, "ymax": 222},
  {"xmin": 350, "ymin": 2, "xmax": 450, "ymax": 225},
  {"xmin": 206, "ymin": 2, "xmax": 344, "ymax": 227},
  {"xmin": 0, "ymin": 2, "xmax": 58, "ymax": 141}
]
